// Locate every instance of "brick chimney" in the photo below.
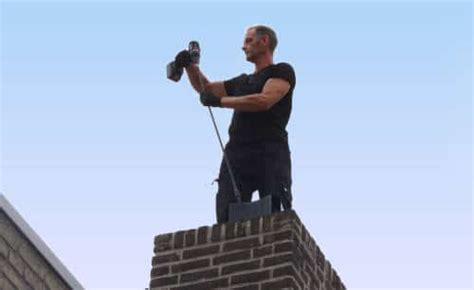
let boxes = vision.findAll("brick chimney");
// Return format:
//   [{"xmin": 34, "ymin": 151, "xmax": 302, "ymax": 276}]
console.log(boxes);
[{"xmin": 149, "ymin": 210, "xmax": 345, "ymax": 290}]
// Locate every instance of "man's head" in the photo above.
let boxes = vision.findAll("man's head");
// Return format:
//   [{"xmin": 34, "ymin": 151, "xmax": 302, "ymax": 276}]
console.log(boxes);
[{"xmin": 242, "ymin": 25, "xmax": 278, "ymax": 62}]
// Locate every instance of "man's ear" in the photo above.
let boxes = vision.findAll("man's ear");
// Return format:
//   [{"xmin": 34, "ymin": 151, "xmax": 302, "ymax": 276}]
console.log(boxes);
[{"xmin": 261, "ymin": 35, "xmax": 270, "ymax": 47}]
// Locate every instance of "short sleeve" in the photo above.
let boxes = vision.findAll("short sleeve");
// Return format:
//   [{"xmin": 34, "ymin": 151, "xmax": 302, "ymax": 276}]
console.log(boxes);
[
  {"xmin": 224, "ymin": 73, "xmax": 247, "ymax": 96},
  {"xmin": 269, "ymin": 63, "xmax": 296, "ymax": 88}
]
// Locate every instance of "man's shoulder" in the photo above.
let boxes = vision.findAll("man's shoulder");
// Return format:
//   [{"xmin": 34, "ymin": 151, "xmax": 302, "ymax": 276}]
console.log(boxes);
[
  {"xmin": 272, "ymin": 62, "xmax": 296, "ymax": 78},
  {"xmin": 274, "ymin": 62, "xmax": 295, "ymax": 71},
  {"xmin": 270, "ymin": 62, "xmax": 296, "ymax": 87}
]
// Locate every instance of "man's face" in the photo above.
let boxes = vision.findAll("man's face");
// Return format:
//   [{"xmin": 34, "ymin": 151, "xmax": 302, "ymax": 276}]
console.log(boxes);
[{"xmin": 242, "ymin": 28, "xmax": 266, "ymax": 62}]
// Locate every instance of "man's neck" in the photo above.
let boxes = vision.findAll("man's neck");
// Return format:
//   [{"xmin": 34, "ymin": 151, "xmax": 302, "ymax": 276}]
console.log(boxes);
[{"xmin": 254, "ymin": 54, "xmax": 274, "ymax": 73}]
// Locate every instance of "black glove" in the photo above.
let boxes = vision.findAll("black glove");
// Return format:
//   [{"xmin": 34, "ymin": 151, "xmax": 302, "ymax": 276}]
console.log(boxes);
[
  {"xmin": 200, "ymin": 92, "xmax": 221, "ymax": 107},
  {"xmin": 174, "ymin": 50, "xmax": 192, "ymax": 68},
  {"xmin": 188, "ymin": 41, "xmax": 200, "ymax": 65}
]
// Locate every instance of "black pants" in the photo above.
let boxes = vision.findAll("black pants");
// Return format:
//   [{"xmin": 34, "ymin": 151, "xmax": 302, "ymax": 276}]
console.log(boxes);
[{"xmin": 216, "ymin": 141, "xmax": 292, "ymax": 223}]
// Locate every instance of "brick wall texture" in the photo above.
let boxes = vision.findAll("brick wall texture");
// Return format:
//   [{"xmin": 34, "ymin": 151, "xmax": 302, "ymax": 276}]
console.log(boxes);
[
  {"xmin": 0, "ymin": 210, "xmax": 71, "ymax": 290},
  {"xmin": 150, "ymin": 210, "xmax": 345, "ymax": 290}
]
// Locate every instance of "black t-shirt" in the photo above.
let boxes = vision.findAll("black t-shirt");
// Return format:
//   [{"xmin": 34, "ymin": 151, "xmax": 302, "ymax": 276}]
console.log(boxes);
[{"xmin": 224, "ymin": 62, "xmax": 296, "ymax": 145}]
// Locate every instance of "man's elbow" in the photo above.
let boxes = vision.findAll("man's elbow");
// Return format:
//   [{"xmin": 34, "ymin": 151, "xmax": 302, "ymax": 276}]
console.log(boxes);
[
  {"xmin": 256, "ymin": 94, "xmax": 277, "ymax": 111},
  {"xmin": 256, "ymin": 100, "xmax": 274, "ymax": 111}
]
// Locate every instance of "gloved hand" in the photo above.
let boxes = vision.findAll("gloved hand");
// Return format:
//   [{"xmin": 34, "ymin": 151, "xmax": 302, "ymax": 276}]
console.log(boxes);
[
  {"xmin": 174, "ymin": 50, "xmax": 192, "ymax": 68},
  {"xmin": 188, "ymin": 41, "xmax": 200, "ymax": 65},
  {"xmin": 200, "ymin": 92, "xmax": 222, "ymax": 107}
]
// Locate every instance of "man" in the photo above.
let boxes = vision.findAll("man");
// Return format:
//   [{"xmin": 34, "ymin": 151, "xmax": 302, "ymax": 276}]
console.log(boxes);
[{"xmin": 175, "ymin": 25, "xmax": 296, "ymax": 223}]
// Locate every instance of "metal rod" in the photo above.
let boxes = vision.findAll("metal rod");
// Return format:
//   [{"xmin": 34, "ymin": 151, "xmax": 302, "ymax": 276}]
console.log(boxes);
[{"xmin": 197, "ymin": 72, "xmax": 242, "ymax": 202}]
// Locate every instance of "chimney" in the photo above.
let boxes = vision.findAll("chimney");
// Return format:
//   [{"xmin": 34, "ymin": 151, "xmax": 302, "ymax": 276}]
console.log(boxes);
[{"xmin": 149, "ymin": 210, "xmax": 345, "ymax": 289}]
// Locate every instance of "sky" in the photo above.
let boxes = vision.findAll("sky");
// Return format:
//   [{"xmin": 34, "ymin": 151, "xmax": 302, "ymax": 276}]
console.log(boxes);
[{"xmin": 0, "ymin": 1, "xmax": 472, "ymax": 289}]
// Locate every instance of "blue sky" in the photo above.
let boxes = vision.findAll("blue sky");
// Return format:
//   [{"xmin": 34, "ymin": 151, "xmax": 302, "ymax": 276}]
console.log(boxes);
[{"xmin": 0, "ymin": 1, "xmax": 472, "ymax": 289}]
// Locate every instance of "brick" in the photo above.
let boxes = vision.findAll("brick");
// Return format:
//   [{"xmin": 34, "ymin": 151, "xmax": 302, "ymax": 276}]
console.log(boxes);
[
  {"xmin": 170, "ymin": 277, "xmax": 229, "ymax": 290},
  {"xmin": 331, "ymin": 271, "xmax": 344, "ymax": 290},
  {"xmin": 273, "ymin": 264, "xmax": 304, "ymax": 289},
  {"xmin": 213, "ymin": 250, "xmax": 251, "ymax": 265},
  {"xmin": 197, "ymin": 226, "xmax": 209, "ymax": 244},
  {"xmin": 152, "ymin": 252, "xmax": 180, "ymax": 265},
  {"xmin": 323, "ymin": 280, "xmax": 331, "ymax": 290},
  {"xmin": 221, "ymin": 260, "xmax": 260, "ymax": 275},
  {"xmin": 297, "ymin": 244, "xmax": 314, "ymax": 266},
  {"xmin": 263, "ymin": 253, "xmax": 294, "ymax": 267},
  {"xmin": 273, "ymin": 264, "xmax": 296, "ymax": 278},
  {"xmin": 149, "ymin": 211, "xmax": 345, "ymax": 289},
  {"xmin": 150, "ymin": 275, "xmax": 178, "ymax": 288},
  {"xmin": 24, "ymin": 267, "xmax": 45, "ymax": 290},
  {"xmin": 288, "ymin": 210, "xmax": 302, "ymax": 226},
  {"xmin": 180, "ymin": 268, "xmax": 218, "ymax": 283},
  {"xmin": 18, "ymin": 242, "xmax": 48, "ymax": 279},
  {"xmin": 171, "ymin": 258, "xmax": 210, "ymax": 273},
  {"xmin": 261, "ymin": 277, "xmax": 298, "ymax": 290},
  {"xmin": 273, "ymin": 210, "xmax": 295, "ymax": 221},
  {"xmin": 300, "ymin": 269, "xmax": 310, "ymax": 286},
  {"xmin": 310, "ymin": 277, "xmax": 321, "ymax": 290},
  {"xmin": 316, "ymin": 268, "xmax": 324, "ymax": 283},
  {"xmin": 236, "ymin": 221, "xmax": 249, "ymax": 238},
  {"xmin": 182, "ymin": 245, "xmax": 219, "ymax": 260},
  {"xmin": 324, "ymin": 260, "xmax": 332, "ymax": 280},
  {"xmin": 301, "ymin": 224, "xmax": 307, "ymax": 239},
  {"xmin": 44, "ymin": 268, "xmax": 69, "ymax": 290},
  {"xmin": 262, "ymin": 215, "xmax": 272, "ymax": 232},
  {"xmin": 150, "ymin": 265, "xmax": 169, "ymax": 277},
  {"xmin": 8, "ymin": 251, "xmax": 25, "ymax": 276},
  {"xmin": 230, "ymin": 269, "xmax": 270, "ymax": 285},
  {"xmin": 263, "ymin": 230, "xmax": 293, "ymax": 244},
  {"xmin": 0, "ymin": 273, "xmax": 16, "ymax": 290},
  {"xmin": 223, "ymin": 237, "xmax": 260, "ymax": 252},
  {"xmin": 184, "ymin": 230, "xmax": 196, "ymax": 247},
  {"xmin": 274, "ymin": 241, "xmax": 293, "ymax": 254},
  {"xmin": 0, "ymin": 213, "xmax": 27, "ymax": 250},
  {"xmin": 304, "ymin": 262, "xmax": 315, "ymax": 280},
  {"xmin": 231, "ymin": 284, "xmax": 259, "ymax": 290},
  {"xmin": 272, "ymin": 212, "xmax": 295, "ymax": 231},
  {"xmin": 211, "ymin": 224, "xmax": 223, "ymax": 242},
  {"xmin": 0, "ymin": 255, "xmax": 32, "ymax": 290},
  {"xmin": 315, "ymin": 246, "xmax": 325, "ymax": 269},
  {"xmin": 174, "ymin": 231, "xmax": 185, "ymax": 249},
  {"xmin": 252, "ymin": 245, "xmax": 272, "ymax": 258},
  {"xmin": 0, "ymin": 237, "xmax": 9, "ymax": 258},
  {"xmin": 305, "ymin": 266, "xmax": 319, "ymax": 288},
  {"xmin": 309, "ymin": 237, "xmax": 317, "ymax": 253},
  {"xmin": 250, "ymin": 218, "xmax": 260, "ymax": 235},
  {"xmin": 225, "ymin": 222, "xmax": 236, "ymax": 239},
  {"xmin": 154, "ymin": 233, "xmax": 173, "ymax": 252}
]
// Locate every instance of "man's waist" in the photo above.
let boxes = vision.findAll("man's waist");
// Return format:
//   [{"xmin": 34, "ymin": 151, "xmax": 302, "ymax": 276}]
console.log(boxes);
[{"xmin": 227, "ymin": 134, "xmax": 288, "ymax": 146}]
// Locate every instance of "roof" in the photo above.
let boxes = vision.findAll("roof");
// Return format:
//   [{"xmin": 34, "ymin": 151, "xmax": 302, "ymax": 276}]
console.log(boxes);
[{"xmin": 0, "ymin": 194, "xmax": 84, "ymax": 290}]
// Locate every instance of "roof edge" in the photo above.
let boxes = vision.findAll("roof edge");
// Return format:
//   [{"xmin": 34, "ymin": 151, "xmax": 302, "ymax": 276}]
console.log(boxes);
[{"xmin": 0, "ymin": 194, "xmax": 84, "ymax": 290}]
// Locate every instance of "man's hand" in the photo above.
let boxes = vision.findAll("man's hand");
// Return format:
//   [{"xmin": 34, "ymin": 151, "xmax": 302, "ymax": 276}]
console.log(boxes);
[
  {"xmin": 200, "ymin": 92, "xmax": 222, "ymax": 107},
  {"xmin": 175, "ymin": 50, "xmax": 192, "ymax": 68}
]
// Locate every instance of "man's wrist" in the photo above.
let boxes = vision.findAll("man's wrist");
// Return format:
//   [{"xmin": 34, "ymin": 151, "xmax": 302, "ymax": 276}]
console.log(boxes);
[{"xmin": 200, "ymin": 92, "xmax": 222, "ymax": 107}]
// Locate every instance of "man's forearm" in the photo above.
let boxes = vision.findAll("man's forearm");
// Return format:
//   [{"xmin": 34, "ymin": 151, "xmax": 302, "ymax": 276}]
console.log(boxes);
[
  {"xmin": 185, "ymin": 64, "xmax": 210, "ymax": 93},
  {"xmin": 221, "ymin": 93, "xmax": 270, "ymax": 112}
]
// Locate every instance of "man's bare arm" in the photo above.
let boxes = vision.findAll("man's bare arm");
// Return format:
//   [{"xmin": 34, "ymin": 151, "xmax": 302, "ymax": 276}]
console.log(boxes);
[
  {"xmin": 220, "ymin": 78, "xmax": 290, "ymax": 111},
  {"xmin": 185, "ymin": 64, "xmax": 226, "ymax": 97}
]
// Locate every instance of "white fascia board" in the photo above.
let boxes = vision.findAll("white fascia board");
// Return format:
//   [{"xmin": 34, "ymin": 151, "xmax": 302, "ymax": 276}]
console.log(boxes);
[{"xmin": 0, "ymin": 194, "xmax": 84, "ymax": 290}]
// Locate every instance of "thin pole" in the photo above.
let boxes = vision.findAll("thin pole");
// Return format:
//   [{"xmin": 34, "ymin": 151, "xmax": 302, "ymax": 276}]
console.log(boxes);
[{"xmin": 197, "ymin": 74, "xmax": 242, "ymax": 203}]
